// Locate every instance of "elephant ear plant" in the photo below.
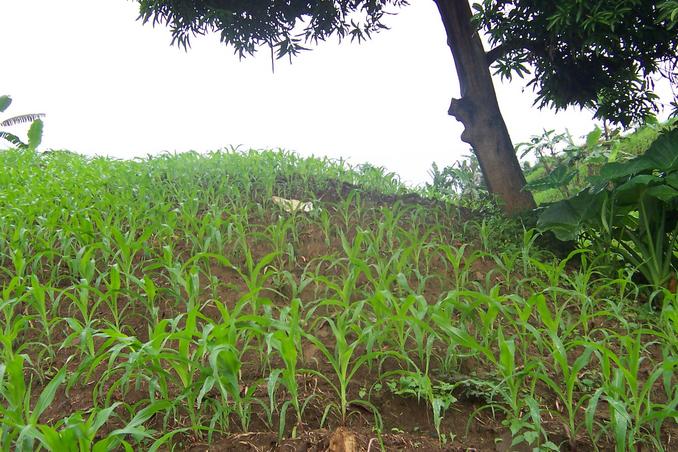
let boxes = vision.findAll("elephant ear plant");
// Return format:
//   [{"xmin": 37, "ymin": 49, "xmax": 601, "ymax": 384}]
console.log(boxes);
[
  {"xmin": 538, "ymin": 127, "xmax": 678, "ymax": 294},
  {"xmin": 0, "ymin": 95, "xmax": 44, "ymax": 151}
]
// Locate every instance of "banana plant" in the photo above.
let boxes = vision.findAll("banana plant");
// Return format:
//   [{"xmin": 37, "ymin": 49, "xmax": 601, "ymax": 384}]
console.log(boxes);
[{"xmin": 0, "ymin": 95, "xmax": 44, "ymax": 151}]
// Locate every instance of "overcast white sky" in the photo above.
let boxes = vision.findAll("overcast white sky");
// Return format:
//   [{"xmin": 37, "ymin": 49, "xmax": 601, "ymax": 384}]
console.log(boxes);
[{"xmin": 1, "ymin": 1, "xmax": 670, "ymax": 185}]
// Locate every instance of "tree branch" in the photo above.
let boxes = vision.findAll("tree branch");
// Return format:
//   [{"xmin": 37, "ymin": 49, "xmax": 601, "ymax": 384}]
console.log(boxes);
[
  {"xmin": 486, "ymin": 44, "xmax": 507, "ymax": 66},
  {"xmin": 486, "ymin": 40, "xmax": 541, "ymax": 66}
]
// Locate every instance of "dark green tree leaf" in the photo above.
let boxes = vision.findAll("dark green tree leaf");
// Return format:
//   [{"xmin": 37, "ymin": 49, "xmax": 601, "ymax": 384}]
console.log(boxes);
[
  {"xmin": 666, "ymin": 172, "xmax": 678, "ymax": 190},
  {"xmin": 0, "ymin": 96, "xmax": 45, "ymax": 150},
  {"xmin": 476, "ymin": 0, "xmax": 677, "ymax": 126}
]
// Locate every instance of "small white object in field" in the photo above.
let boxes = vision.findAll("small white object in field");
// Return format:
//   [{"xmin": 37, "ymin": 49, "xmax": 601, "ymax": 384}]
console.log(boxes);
[{"xmin": 271, "ymin": 196, "xmax": 314, "ymax": 213}]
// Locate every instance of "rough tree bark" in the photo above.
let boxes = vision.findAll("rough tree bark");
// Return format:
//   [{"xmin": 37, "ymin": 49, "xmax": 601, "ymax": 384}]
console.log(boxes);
[{"xmin": 433, "ymin": 0, "xmax": 536, "ymax": 214}]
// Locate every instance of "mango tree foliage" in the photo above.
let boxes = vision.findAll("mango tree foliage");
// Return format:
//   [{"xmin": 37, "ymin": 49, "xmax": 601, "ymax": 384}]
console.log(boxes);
[
  {"xmin": 136, "ymin": 0, "xmax": 409, "ymax": 58},
  {"xmin": 475, "ymin": 0, "xmax": 678, "ymax": 126}
]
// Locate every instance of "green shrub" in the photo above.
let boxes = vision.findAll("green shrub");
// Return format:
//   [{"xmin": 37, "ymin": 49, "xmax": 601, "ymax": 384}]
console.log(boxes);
[{"xmin": 538, "ymin": 127, "xmax": 678, "ymax": 292}]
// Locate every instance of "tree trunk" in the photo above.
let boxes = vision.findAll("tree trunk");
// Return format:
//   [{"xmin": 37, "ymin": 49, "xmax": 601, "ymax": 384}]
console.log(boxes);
[{"xmin": 433, "ymin": 0, "xmax": 536, "ymax": 214}]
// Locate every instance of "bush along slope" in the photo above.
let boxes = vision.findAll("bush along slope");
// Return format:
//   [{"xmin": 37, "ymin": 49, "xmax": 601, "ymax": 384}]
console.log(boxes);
[{"xmin": 538, "ymin": 127, "xmax": 678, "ymax": 296}]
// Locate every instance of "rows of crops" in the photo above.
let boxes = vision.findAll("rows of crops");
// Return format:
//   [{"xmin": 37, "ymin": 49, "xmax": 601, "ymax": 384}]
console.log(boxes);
[{"xmin": 0, "ymin": 149, "xmax": 676, "ymax": 450}]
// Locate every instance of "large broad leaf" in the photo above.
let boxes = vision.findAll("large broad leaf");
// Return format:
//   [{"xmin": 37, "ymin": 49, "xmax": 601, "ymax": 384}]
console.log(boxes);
[
  {"xmin": 666, "ymin": 172, "xmax": 678, "ymax": 190},
  {"xmin": 537, "ymin": 189, "xmax": 605, "ymax": 241},
  {"xmin": 600, "ymin": 128, "xmax": 678, "ymax": 179},
  {"xmin": 0, "ymin": 95, "xmax": 11, "ymax": 113},
  {"xmin": 614, "ymin": 174, "xmax": 661, "ymax": 205},
  {"xmin": 646, "ymin": 185, "xmax": 678, "ymax": 203},
  {"xmin": 615, "ymin": 174, "xmax": 678, "ymax": 204},
  {"xmin": 643, "ymin": 128, "xmax": 678, "ymax": 171},
  {"xmin": 600, "ymin": 158, "xmax": 654, "ymax": 180},
  {"xmin": 27, "ymin": 119, "xmax": 43, "ymax": 150}
]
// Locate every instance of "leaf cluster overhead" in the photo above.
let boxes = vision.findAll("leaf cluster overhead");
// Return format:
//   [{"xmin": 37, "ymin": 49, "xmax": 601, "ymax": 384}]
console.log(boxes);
[
  {"xmin": 136, "ymin": 0, "xmax": 409, "ymax": 59},
  {"xmin": 475, "ymin": 0, "xmax": 678, "ymax": 126}
]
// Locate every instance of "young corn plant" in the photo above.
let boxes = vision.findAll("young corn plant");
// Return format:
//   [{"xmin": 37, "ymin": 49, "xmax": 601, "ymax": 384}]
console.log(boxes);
[
  {"xmin": 433, "ymin": 315, "xmax": 552, "ymax": 450},
  {"xmin": 27, "ymin": 275, "xmax": 59, "ymax": 355},
  {"xmin": 301, "ymin": 313, "xmax": 388, "ymax": 427},
  {"xmin": 585, "ymin": 332, "xmax": 678, "ymax": 451},
  {"xmin": 533, "ymin": 332, "xmax": 595, "ymax": 450},
  {"xmin": 0, "ymin": 357, "xmax": 66, "ymax": 451},
  {"xmin": 438, "ymin": 244, "xmax": 480, "ymax": 290},
  {"xmin": 33, "ymin": 401, "xmax": 183, "ymax": 452},
  {"xmin": 203, "ymin": 323, "xmax": 257, "ymax": 433},
  {"xmin": 383, "ymin": 369, "xmax": 457, "ymax": 442},
  {"xmin": 266, "ymin": 298, "xmax": 306, "ymax": 438}
]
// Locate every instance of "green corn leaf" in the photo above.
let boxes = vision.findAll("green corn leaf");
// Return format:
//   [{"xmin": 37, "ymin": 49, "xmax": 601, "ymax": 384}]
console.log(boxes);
[
  {"xmin": 605, "ymin": 396, "xmax": 630, "ymax": 451},
  {"xmin": 35, "ymin": 424, "xmax": 69, "ymax": 451},
  {"xmin": 497, "ymin": 330, "xmax": 516, "ymax": 377},
  {"xmin": 267, "ymin": 368, "xmax": 282, "ymax": 412},
  {"xmin": 109, "ymin": 264, "xmax": 121, "ymax": 291},
  {"xmin": 92, "ymin": 437, "xmax": 115, "ymax": 452},
  {"xmin": 143, "ymin": 275, "xmax": 156, "ymax": 301},
  {"xmin": 209, "ymin": 345, "xmax": 241, "ymax": 397},
  {"xmin": 109, "ymin": 400, "xmax": 171, "ymax": 437},
  {"xmin": 585, "ymin": 387, "xmax": 604, "ymax": 439},
  {"xmin": 16, "ymin": 424, "xmax": 40, "ymax": 452},
  {"xmin": 534, "ymin": 294, "xmax": 556, "ymax": 332},
  {"xmin": 572, "ymin": 347, "xmax": 594, "ymax": 374},
  {"xmin": 91, "ymin": 402, "xmax": 121, "ymax": 433},
  {"xmin": 5, "ymin": 355, "xmax": 27, "ymax": 413},
  {"xmin": 197, "ymin": 376, "xmax": 215, "ymax": 409},
  {"xmin": 148, "ymin": 428, "xmax": 190, "ymax": 452},
  {"xmin": 30, "ymin": 367, "xmax": 66, "ymax": 424}
]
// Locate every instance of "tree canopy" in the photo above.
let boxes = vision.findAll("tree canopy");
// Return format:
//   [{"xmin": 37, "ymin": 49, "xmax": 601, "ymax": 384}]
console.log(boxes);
[
  {"xmin": 136, "ymin": 0, "xmax": 408, "ymax": 59},
  {"xmin": 475, "ymin": 0, "xmax": 678, "ymax": 126}
]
